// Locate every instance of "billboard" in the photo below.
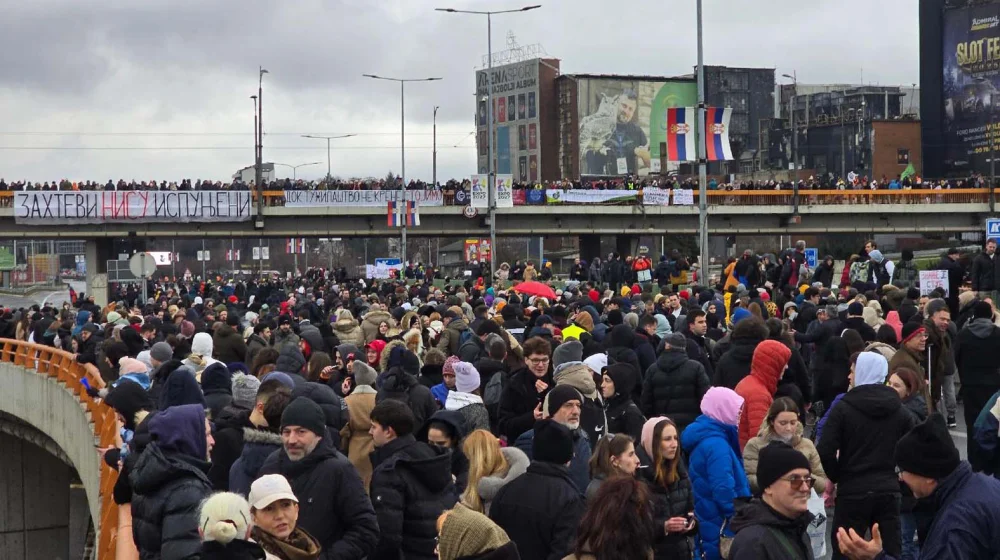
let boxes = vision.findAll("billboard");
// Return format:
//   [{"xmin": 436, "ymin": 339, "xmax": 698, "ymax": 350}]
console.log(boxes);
[
  {"xmin": 577, "ymin": 78, "xmax": 697, "ymax": 176},
  {"xmin": 943, "ymin": 4, "xmax": 1000, "ymax": 171},
  {"xmin": 476, "ymin": 59, "xmax": 541, "ymax": 182}
]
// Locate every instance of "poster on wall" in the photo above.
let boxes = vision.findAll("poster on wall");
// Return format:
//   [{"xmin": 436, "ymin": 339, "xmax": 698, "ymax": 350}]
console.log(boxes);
[
  {"xmin": 478, "ymin": 100, "xmax": 487, "ymax": 127},
  {"xmin": 528, "ymin": 92, "xmax": 536, "ymax": 118},
  {"xmin": 495, "ymin": 175, "xmax": 514, "ymax": 208},
  {"xmin": 518, "ymin": 93, "xmax": 527, "ymax": 119},
  {"xmin": 578, "ymin": 78, "xmax": 697, "ymax": 176},
  {"xmin": 496, "ymin": 127, "xmax": 511, "ymax": 174},
  {"xmin": 519, "ymin": 156, "xmax": 528, "ymax": 182},
  {"xmin": 519, "ymin": 125, "xmax": 527, "ymax": 151},
  {"xmin": 508, "ymin": 95, "xmax": 516, "ymax": 122},
  {"xmin": 529, "ymin": 123, "xmax": 537, "ymax": 150},
  {"xmin": 15, "ymin": 191, "xmax": 252, "ymax": 224},
  {"xmin": 529, "ymin": 155, "xmax": 538, "ymax": 182},
  {"xmin": 497, "ymin": 97, "xmax": 506, "ymax": 123}
]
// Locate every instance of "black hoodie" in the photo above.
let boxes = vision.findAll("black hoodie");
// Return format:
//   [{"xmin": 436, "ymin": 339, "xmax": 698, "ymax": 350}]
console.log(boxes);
[
  {"xmin": 816, "ymin": 384, "xmax": 916, "ymax": 496},
  {"xmin": 729, "ymin": 499, "xmax": 813, "ymax": 560},
  {"xmin": 956, "ymin": 318, "xmax": 1000, "ymax": 387}
]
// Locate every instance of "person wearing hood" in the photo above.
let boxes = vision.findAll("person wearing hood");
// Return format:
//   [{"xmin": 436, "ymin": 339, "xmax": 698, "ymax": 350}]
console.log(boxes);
[
  {"xmin": 549, "ymin": 352, "xmax": 608, "ymax": 448},
  {"xmin": 602, "ymin": 363, "xmax": 645, "ymax": 443},
  {"xmin": 274, "ymin": 344, "xmax": 308, "ymax": 386},
  {"xmin": 641, "ymin": 333, "xmax": 711, "ymax": 435},
  {"xmin": 369, "ymin": 400, "xmax": 459, "ymax": 560},
  {"xmin": 734, "ymin": 340, "xmax": 792, "ymax": 450},
  {"xmin": 729, "ymin": 441, "xmax": 816, "ymax": 560},
  {"xmin": 156, "ymin": 360, "xmax": 206, "ymax": 410},
  {"xmin": 813, "ymin": 255, "xmax": 836, "ymax": 288},
  {"xmin": 435, "ymin": 504, "xmax": 518, "ymax": 560},
  {"xmin": 955, "ymin": 300, "xmax": 1000, "ymax": 469},
  {"xmin": 376, "ymin": 346, "xmax": 438, "ymax": 430},
  {"xmin": 713, "ymin": 317, "xmax": 768, "ymax": 389},
  {"xmin": 743, "ymin": 397, "xmax": 827, "ymax": 495},
  {"xmin": 102, "ymin": 379, "xmax": 155, "ymax": 472},
  {"xmin": 130, "ymin": 404, "xmax": 215, "ymax": 559},
  {"xmin": 202, "ymin": 360, "xmax": 234, "ymax": 421},
  {"xmin": 680, "ymin": 387, "xmax": 751, "ymax": 560},
  {"xmin": 338, "ymin": 359, "xmax": 379, "ymax": 491},
  {"xmin": 185, "ymin": 332, "xmax": 220, "ymax": 378},
  {"xmin": 447, "ymin": 361, "xmax": 491, "ymax": 432},
  {"xmin": 418, "ymin": 409, "xmax": 471, "ymax": 493},
  {"xmin": 72, "ymin": 309, "xmax": 92, "ymax": 337},
  {"xmin": 817, "ymin": 352, "xmax": 915, "ymax": 559},
  {"xmin": 636, "ymin": 417, "xmax": 696, "ymax": 560},
  {"xmin": 214, "ymin": 313, "xmax": 249, "ymax": 365},
  {"xmin": 332, "ymin": 309, "xmax": 365, "ymax": 348},
  {"xmin": 513, "ymin": 384, "xmax": 593, "ymax": 495},
  {"xmin": 608, "ymin": 323, "xmax": 655, "ymax": 378}
]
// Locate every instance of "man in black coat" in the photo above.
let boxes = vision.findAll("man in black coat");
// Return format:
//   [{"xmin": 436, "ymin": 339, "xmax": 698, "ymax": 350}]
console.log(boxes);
[
  {"xmin": 489, "ymin": 419, "xmax": 586, "ymax": 560},
  {"xmin": 369, "ymin": 400, "xmax": 458, "ymax": 560},
  {"xmin": 841, "ymin": 302, "xmax": 877, "ymax": 343},
  {"xmin": 971, "ymin": 238, "xmax": 999, "ymax": 299},
  {"xmin": 258, "ymin": 397, "xmax": 379, "ymax": 560},
  {"xmin": 714, "ymin": 318, "xmax": 768, "ymax": 388},
  {"xmin": 938, "ymin": 248, "xmax": 966, "ymax": 317},
  {"xmin": 376, "ymin": 348, "xmax": 438, "ymax": 431},
  {"xmin": 640, "ymin": 333, "xmax": 710, "ymax": 434},
  {"xmin": 955, "ymin": 301, "xmax": 1000, "ymax": 471}
]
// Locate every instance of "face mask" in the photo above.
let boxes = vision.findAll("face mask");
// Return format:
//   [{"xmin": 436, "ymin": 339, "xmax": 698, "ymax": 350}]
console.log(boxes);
[{"xmin": 774, "ymin": 432, "xmax": 794, "ymax": 444}]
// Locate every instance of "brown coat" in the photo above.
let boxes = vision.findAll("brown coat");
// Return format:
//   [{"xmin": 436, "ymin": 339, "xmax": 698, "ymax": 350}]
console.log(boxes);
[
  {"xmin": 339, "ymin": 389, "xmax": 377, "ymax": 492},
  {"xmin": 888, "ymin": 344, "xmax": 923, "ymax": 376}
]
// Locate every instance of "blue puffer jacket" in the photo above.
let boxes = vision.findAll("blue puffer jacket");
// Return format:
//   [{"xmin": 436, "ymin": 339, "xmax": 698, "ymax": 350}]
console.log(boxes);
[{"xmin": 681, "ymin": 414, "xmax": 751, "ymax": 560}]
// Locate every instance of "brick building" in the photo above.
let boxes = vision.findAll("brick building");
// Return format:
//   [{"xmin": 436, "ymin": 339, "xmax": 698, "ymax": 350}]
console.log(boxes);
[{"xmin": 872, "ymin": 120, "xmax": 922, "ymax": 180}]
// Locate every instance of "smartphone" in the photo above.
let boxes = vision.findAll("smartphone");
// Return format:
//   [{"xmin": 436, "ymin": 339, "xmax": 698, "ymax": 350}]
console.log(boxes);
[{"xmin": 80, "ymin": 378, "xmax": 91, "ymax": 390}]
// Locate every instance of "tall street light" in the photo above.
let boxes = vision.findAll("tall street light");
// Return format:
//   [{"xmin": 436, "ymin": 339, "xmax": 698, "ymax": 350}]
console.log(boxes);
[
  {"xmin": 696, "ymin": 0, "xmax": 708, "ymax": 272},
  {"xmin": 437, "ymin": 5, "xmax": 541, "ymax": 276},
  {"xmin": 255, "ymin": 67, "xmax": 269, "ymax": 229},
  {"xmin": 274, "ymin": 161, "xmax": 322, "ymax": 181},
  {"xmin": 300, "ymin": 134, "xmax": 356, "ymax": 179},
  {"xmin": 781, "ymin": 71, "xmax": 799, "ymax": 214},
  {"xmin": 363, "ymin": 74, "xmax": 442, "ymax": 264},
  {"xmin": 433, "ymin": 106, "xmax": 440, "ymax": 189}
]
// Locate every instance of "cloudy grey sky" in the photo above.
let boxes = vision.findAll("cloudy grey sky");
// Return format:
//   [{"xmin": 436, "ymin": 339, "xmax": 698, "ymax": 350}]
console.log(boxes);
[{"xmin": 0, "ymin": 0, "xmax": 918, "ymax": 184}]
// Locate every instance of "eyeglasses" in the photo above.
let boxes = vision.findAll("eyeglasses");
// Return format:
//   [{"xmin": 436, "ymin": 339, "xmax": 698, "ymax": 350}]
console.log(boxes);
[
  {"xmin": 779, "ymin": 475, "xmax": 815, "ymax": 489},
  {"xmin": 527, "ymin": 357, "xmax": 550, "ymax": 365}
]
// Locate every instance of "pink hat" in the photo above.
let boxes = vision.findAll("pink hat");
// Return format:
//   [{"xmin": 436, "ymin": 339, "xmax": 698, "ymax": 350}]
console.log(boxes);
[
  {"xmin": 443, "ymin": 355, "xmax": 461, "ymax": 376},
  {"xmin": 640, "ymin": 416, "xmax": 671, "ymax": 459},
  {"xmin": 700, "ymin": 387, "xmax": 744, "ymax": 427},
  {"xmin": 118, "ymin": 357, "xmax": 148, "ymax": 376}
]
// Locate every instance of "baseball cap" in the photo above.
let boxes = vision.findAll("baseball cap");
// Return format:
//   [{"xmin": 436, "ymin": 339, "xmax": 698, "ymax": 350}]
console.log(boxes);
[{"xmin": 248, "ymin": 474, "xmax": 299, "ymax": 510}]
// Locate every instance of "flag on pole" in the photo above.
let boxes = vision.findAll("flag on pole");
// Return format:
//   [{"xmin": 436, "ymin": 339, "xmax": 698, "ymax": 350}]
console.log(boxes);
[
  {"xmin": 900, "ymin": 163, "xmax": 916, "ymax": 181},
  {"xmin": 285, "ymin": 238, "xmax": 306, "ymax": 254},
  {"xmin": 387, "ymin": 201, "xmax": 420, "ymax": 227},
  {"xmin": 704, "ymin": 107, "xmax": 735, "ymax": 161},
  {"xmin": 665, "ymin": 107, "xmax": 697, "ymax": 162}
]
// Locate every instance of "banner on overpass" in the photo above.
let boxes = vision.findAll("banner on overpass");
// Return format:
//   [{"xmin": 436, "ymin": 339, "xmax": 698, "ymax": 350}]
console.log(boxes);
[
  {"xmin": 283, "ymin": 189, "xmax": 444, "ymax": 207},
  {"xmin": 14, "ymin": 191, "xmax": 252, "ymax": 225},
  {"xmin": 545, "ymin": 189, "xmax": 637, "ymax": 204}
]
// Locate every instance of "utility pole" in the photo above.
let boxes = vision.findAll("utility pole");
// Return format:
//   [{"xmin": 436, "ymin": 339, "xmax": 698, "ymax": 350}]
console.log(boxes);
[
  {"xmin": 696, "ymin": 0, "xmax": 709, "ymax": 271},
  {"xmin": 256, "ymin": 68, "xmax": 268, "ymax": 226},
  {"xmin": 433, "ymin": 106, "xmax": 439, "ymax": 188}
]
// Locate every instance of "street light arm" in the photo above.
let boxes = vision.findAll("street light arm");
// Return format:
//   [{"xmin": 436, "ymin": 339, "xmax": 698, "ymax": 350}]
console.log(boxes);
[{"xmin": 436, "ymin": 5, "xmax": 540, "ymax": 14}]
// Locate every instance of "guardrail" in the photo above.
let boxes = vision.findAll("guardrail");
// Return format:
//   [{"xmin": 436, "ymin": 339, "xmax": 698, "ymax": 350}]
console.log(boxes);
[{"xmin": 0, "ymin": 340, "xmax": 117, "ymax": 560}]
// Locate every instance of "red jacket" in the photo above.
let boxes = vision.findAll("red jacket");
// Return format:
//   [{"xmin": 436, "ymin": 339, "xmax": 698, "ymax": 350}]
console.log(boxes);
[{"xmin": 735, "ymin": 340, "xmax": 792, "ymax": 450}]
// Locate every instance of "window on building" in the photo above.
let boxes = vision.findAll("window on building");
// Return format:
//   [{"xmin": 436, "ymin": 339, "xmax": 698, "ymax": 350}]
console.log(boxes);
[{"xmin": 897, "ymin": 149, "xmax": 910, "ymax": 164}]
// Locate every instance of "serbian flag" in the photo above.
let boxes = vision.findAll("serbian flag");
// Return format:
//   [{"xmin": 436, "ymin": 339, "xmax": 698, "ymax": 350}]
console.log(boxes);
[
  {"xmin": 387, "ymin": 200, "xmax": 420, "ymax": 227},
  {"xmin": 285, "ymin": 238, "xmax": 306, "ymax": 254},
  {"xmin": 665, "ymin": 107, "xmax": 697, "ymax": 162},
  {"xmin": 704, "ymin": 107, "xmax": 735, "ymax": 161}
]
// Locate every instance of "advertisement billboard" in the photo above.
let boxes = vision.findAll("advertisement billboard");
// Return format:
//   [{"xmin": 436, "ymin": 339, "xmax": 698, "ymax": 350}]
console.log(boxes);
[
  {"xmin": 577, "ymin": 78, "xmax": 697, "ymax": 176},
  {"xmin": 476, "ymin": 59, "xmax": 542, "ymax": 183},
  {"xmin": 943, "ymin": 4, "xmax": 1000, "ymax": 171}
]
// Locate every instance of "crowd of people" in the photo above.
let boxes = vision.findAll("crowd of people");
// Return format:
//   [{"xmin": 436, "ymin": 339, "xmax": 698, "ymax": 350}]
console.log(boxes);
[{"xmin": 17, "ymin": 235, "xmax": 1000, "ymax": 559}]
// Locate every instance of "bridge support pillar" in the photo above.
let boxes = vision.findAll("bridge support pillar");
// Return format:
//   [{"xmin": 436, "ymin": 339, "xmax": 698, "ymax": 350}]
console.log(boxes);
[
  {"xmin": 85, "ymin": 239, "xmax": 113, "ymax": 308},
  {"xmin": 616, "ymin": 235, "xmax": 639, "ymax": 259},
  {"xmin": 578, "ymin": 235, "xmax": 602, "ymax": 267}
]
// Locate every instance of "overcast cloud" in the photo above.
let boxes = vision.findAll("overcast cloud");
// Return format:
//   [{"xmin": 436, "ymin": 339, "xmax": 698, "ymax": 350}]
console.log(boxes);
[{"xmin": 0, "ymin": 0, "xmax": 918, "ymax": 184}]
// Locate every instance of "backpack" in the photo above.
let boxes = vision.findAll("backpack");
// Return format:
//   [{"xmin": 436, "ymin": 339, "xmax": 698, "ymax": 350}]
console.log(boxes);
[
  {"xmin": 849, "ymin": 260, "xmax": 870, "ymax": 285},
  {"xmin": 459, "ymin": 328, "xmax": 476, "ymax": 350}
]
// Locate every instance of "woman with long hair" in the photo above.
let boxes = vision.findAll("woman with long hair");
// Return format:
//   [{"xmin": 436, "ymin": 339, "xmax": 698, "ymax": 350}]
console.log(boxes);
[
  {"xmin": 887, "ymin": 366, "xmax": 929, "ymax": 422},
  {"xmin": 461, "ymin": 430, "xmax": 529, "ymax": 515},
  {"xmin": 637, "ymin": 417, "xmax": 696, "ymax": 560},
  {"xmin": 564, "ymin": 476, "xmax": 657, "ymax": 560},
  {"xmin": 742, "ymin": 397, "xmax": 828, "ymax": 495},
  {"xmin": 306, "ymin": 351, "xmax": 333, "ymax": 383},
  {"xmin": 586, "ymin": 433, "xmax": 641, "ymax": 500}
]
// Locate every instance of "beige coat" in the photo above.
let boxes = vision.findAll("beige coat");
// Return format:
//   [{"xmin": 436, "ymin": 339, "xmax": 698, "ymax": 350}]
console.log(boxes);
[
  {"xmin": 742, "ymin": 422, "xmax": 828, "ymax": 495},
  {"xmin": 340, "ymin": 388, "xmax": 377, "ymax": 492}
]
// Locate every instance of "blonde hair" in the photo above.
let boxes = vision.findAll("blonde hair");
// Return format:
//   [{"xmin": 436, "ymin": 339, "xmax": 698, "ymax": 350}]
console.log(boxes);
[
  {"xmin": 460, "ymin": 430, "xmax": 509, "ymax": 513},
  {"xmin": 199, "ymin": 492, "xmax": 252, "ymax": 544}
]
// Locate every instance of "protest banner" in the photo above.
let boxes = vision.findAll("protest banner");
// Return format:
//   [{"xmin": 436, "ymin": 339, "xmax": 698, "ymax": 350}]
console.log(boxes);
[{"xmin": 14, "ymin": 191, "xmax": 251, "ymax": 225}]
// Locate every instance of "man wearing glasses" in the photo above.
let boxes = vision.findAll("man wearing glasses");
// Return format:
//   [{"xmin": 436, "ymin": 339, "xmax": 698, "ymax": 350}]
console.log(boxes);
[
  {"xmin": 729, "ymin": 441, "xmax": 816, "ymax": 559},
  {"xmin": 497, "ymin": 337, "xmax": 554, "ymax": 443}
]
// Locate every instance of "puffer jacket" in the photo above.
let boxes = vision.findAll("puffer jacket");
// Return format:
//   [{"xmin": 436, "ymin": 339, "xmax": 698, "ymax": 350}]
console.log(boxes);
[
  {"xmin": 680, "ymin": 414, "xmax": 751, "ymax": 560},
  {"xmin": 637, "ymin": 446, "xmax": 695, "ymax": 560},
  {"xmin": 244, "ymin": 333, "xmax": 269, "ymax": 366},
  {"xmin": 228, "ymin": 428, "xmax": 283, "ymax": 496},
  {"xmin": 201, "ymin": 362, "xmax": 234, "ymax": 422},
  {"xmin": 713, "ymin": 323, "xmax": 765, "ymax": 389},
  {"xmin": 734, "ymin": 341, "xmax": 791, "ymax": 450},
  {"xmin": 369, "ymin": 435, "xmax": 459, "ymax": 560},
  {"xmin": 333, "ymin": 314, "xmax": 366, "ymax": 348},
  {"xmin": 476, "ymin": 446, "xmax": 530, "ymax": 515},
  {"xmin": 130, "ymin": 443, "xmax": 213, "ymax": 560},
  {"xmin": 361, "ymin": 310, "xmax": 396, "ymax": 344},
  {"xmin": 640, "ymin": 350, "xmax": 710, "ymax": 434},
  {"xmin": 742, "ymin": 422, "xmax": 828, "ymax": 495},
  {"xmin": 213, "ymin": 323, "xmax": 249, "ymax": 365},
  {"xmin": 376, "ymin": 367, "xmax": 439, "ymax": 430}
]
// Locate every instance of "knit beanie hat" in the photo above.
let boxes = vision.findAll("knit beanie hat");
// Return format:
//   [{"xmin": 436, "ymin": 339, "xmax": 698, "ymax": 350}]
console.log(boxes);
[
  {"xmin": 180, "ymin": 320, "xmax": 196, "ymax": 338},
  {"xmin": 848, "ymin": 302, "xmax": 865, "ymax": 316},
  {"xmin": 606, "ymin": 309, "xmax": 624, "ymax": 326},
  {"xmin": 231, "ymin": 373, "xmax": 261, "ymax": 410},
  {"xmin": 150, "ymin": 342, "xmax": 174, "ymax": 363},
  {"xmin": 552, "ymin": 340, "xmax": 583, "ymax": 368},
  {"xmin": 280, "ymin": 397, "xmax": 326, "ymax": 437},
  {"xmin": 353, "ymin": 361, "xmax": 378, "ymax": 388},
  {"xmin": 732, "ymin": 307, "xmax": 751, "ymax": 324},
  {"xmin": 118, "ymin": 357, "xmax": 148, "ymax": 376},
  {"xmin": 532, "ymin": 419, "xmax": 575, "ymax": 464},
  {"xmin": 453, "ymin": 361, "xmax": 481, "ymax": 393},
  {"xmin": 664, "ymin": 333, "xmax": 687, "ymax": 352},
  {"xmin": 443, "ymin": 355, "xmax": 461, "ymax": 377},
  {"xmin": 544, "ymin": 384, "xmax": 583, "ymax": 417},
  {"xmin": 437, "ymin": 504, "xmax": 511, "ymax": 560},
  {"xmin": 756, "ymin": 441, "xmax": 812, "ymax": 494},
  {"xmin": 895, "ymin": 413, "xmax": 961, "ymax": 479},
  {"xmin": 901, "ymin": 322, "xmax": 926, "ymax": 345}
]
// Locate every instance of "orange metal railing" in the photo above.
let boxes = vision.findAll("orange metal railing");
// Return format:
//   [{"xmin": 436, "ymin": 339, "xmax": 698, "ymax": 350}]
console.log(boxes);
[{"xmin": 0, "ymin": 340, "xmax": 118, "ymax": 560}]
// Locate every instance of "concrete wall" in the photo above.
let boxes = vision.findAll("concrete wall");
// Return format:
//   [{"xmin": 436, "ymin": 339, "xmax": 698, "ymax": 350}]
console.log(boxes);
[
  {"xmin": 0, "ymin": 433, "xmax": 72, "ymax": 560},
  {"xmin": 0, "ymin": 363, "xmax": 101, "ymax": 559}
]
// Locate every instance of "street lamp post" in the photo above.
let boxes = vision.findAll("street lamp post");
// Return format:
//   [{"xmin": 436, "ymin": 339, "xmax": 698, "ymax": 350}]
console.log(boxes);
[
  {"xmin": 363, "ymin": 74, "xmax": 442, "ymax": 265},
  {"xmin": 273, "ymin": 161, "xmax": 323, "ymax": 181},
  {"xmin": 433, "ymin": 106, "xmax": 439, "ymax": 188},
  {"xmin": 251, "ymin": 95, "xmax": 258, "ymax": 176},
  {"xmin": 781, "ymin": 71, "xmax": 799, "ymax": 214},
  {"xmin": 300, "ymin": 135, "xmax": 356, "ymax": 180},
  {"xmin": 696, "ymin": 0, "xmax": 709, "ymax": 274},
  {"xmin": 256, "ymin": 67, "xmax": 269, "ymax": 227},
  {"xmin": 436, "ymin": 5, "xmax": 541, "ymax": 277}
]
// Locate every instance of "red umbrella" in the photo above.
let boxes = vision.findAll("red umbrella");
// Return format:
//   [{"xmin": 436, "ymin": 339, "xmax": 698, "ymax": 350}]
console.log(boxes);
[{"xmin": 513, "ymin": 281, "xmax": 556, "ymax": 300}]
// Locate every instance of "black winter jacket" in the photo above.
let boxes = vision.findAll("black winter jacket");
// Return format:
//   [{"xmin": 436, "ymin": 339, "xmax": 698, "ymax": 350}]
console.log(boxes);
[
  {"xmin": 129, "ymin": 444, "xmax": 213, "ymax": 560},
  {"xmin": 489, "ymin": 462, "xmax": 585, "ymax": 560},
  {"xmin": 198, "ymin": 540, "xmax": 267, "ymax": 559},
  {"xmin": 971, "ymin": 251, "xmax": 999, "ymax": 292},
  {"xmin": 729, "ymin": 499, "xmax": 813, "ymax": 560},
  {"xmin": 713, "ymin": 336, "xmax": 761, "ymax": 389},
  {"xmin": 202, "ymin": 362, "xmax": 234, "ymax": 422},
  {"xmin": 369, "ymin": 435, "xmax": 459, "ymax": 560},
  {"xmin": 956, "ymin": 318, "xmax": 1000, "ymax": 388},
  {"xmin": 258, "ymin": 438, "xmax": 379, "ymax": 560},
  {"xmin": 640, "ymin": 350, "xmax": 710, "ymax": 433},
  {"xmin": 817, "ymin": 384, "xmax": 916, "ymax": 496},
  {"xmin": 208, "ymin": 407, "xmax": 254, "ymax": 491},
  {"xmin": 376, "ymin": 368, "xmax": 439, "ymax": 431},
  {"xmin": 294, "ymin": 382, "xmax": 345, "ymax": 450},
  {"xmin": 637, "ymin": 447, "xmax": 695, "ymax": 560},
  {"xmin": 497, "ymin": 368, "xmax": 552, "ymax": 443},
  {"xmin": 605, "ymin": 394, "xmax": 645, "ymax": 443}
]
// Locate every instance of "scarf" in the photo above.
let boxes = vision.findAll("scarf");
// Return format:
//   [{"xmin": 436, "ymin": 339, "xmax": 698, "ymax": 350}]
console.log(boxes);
[
  {"xmin": 252, "ymin": 526, "xmax": 321, "ymax": 560},
  {"xmin": 445, "ymin": 390, "xmax": 484, "ymax": 411}
]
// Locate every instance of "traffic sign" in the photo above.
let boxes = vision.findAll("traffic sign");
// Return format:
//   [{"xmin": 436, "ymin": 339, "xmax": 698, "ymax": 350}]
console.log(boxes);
[
  {"xmin": 988, "ymin": 218, "xmax": 1000, "ymax": 239},
  {"xmin": 129, "ymin": 252, "xmax": 157, "ymax": 278},
  {"xmin": 804, "ymin": 248, "xmax": 818, "ymax": 269}
]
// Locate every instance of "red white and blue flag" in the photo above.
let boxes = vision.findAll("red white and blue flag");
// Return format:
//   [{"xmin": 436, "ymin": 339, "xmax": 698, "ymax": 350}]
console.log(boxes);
[
  {"xmin": 704, "ymin": 107, "xmax": 735, "ymax": 161},
  {"xmin": 665, "ymin": 107, "xmax": 697, "ymax": 162},
  {"xmin": 286, "ymin": 238, "xmax": 306, "ymax": 254},
  {"xmin": 387, "ymin": 200, "xmax": 420, "ymax": 227}
]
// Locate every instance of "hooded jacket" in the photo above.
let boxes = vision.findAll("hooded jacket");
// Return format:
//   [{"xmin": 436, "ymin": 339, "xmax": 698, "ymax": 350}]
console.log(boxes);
[
  {"xmin": 742, "ymin": 421, "xmax": 828, "ymax": 495},
  {"xmin": 155, "ymin": 361, "xmax": 206, "ymax": 411},
  {"xmin": 227, "ymin": 427, "xmax": 283, "ymax": 496},
  {"xmin": 607, "ymin": 324, "xmax": 655, "ymax": 379},
  {"xmin": 213, "ymin": 323, "xmax": 249, "ymax": 365},
  {"xmin": 294, "ymin": 382, "xmax": 345, "ymax": 450},
  {"xmin": 201, "ymin": 361, "xmax": 234, "ymax": 421},
  {"xmin": 680, "ymin": 389, "xmax": 751, "ymax": 560},
  {"xmin": 275, "ymin": 345, "xmax": 308, "ymax": 377},
  {"xmin": 603, "ymin": 364, "xmax": 645, "ymax": 443},
  {"xmin": 476, "ymin": 446, "xmax": 530, "ymax": 516},
  {"xmin": 369, "ymin": 435, "xmax": 459, "ymax": 560},
  {"xmin": 258, "ymin": 436, "xmax": 379, "ymax": 560},
  {"xmin": 735, "ymin": 340, "xmax": 792, "ymax": 450},
  {"xmin": 129, "ymin": 405, "xmax": 213, "ymax": 560},
  {"xmin": 640, "ymin": 348, "xmax": 710, "ymax": 434},
  {"xmin": 376, "ymin": 366, "xmax": 439, "ymax": 431},
  {"xmin": 361, "ymin": 309, "xmax": 396, "ymax": 345},
  {"xmin": 333, "ymin": 312, "xmax": 366, "ymax": 348},
  {"xmin": 417, "ymin": 410, "xmax": 471, "ymax": 492},
  {"xmin": 956, "ymin": 318, "xmax": 1000, "ymax": 387},
  {"xmin": 437, "ymin": 317, "xmax": 472, "ymax": 357},
  {"xmin": 713, "ymin": 320, "xmax": 766, "ymax": 389},
  {"xmin": 729, "ymin": 499, "xmax": 813, "ymax": 560}
]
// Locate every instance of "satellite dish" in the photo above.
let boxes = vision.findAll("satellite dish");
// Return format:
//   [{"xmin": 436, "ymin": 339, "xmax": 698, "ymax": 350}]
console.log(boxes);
[{"xmin": 129, "ymin": 252, "xmax": 157, "ymax": 278}]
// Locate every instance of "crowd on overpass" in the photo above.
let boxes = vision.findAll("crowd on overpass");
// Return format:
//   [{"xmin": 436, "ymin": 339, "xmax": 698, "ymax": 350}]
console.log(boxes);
[{"xmin": 13, "ymin": 235, "xmax": 1000, "ymax": 559}]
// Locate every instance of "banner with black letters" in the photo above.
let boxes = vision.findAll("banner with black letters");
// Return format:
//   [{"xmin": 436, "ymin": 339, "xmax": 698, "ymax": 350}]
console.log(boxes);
[{"xmin": 14, "ymin": 190, "xmax": 252, "ymax": 225}]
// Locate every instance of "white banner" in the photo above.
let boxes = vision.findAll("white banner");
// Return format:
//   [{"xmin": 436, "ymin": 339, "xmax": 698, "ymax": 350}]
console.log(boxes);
[
  {"xmin": 919, "ymin": 269, "xmax": 950, "ymax": 297},
  {"xmin": 545, "ymin": 189, "xmax": 638, "ymax": 204},
  {"xmin": 14, "ymin": 191, "xmax": 251, "ymax": 225},
  {"xmin": 672, "ymin": 189, "xmax": 695, "ymax": 205},
  {"xmin": 642, "ymin": 187, "xmax": 671, "ymax": 206},
  {"xmin": 470, "ymin": 175, "xmax": 489, "ymax": 209},
  {"xmin": 495, "ymin": 175, "xmax": 514, "ymax": 208},
  {"xmin": 283, "ymin": 189, "xmax": 444, "ymax": 207}
]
